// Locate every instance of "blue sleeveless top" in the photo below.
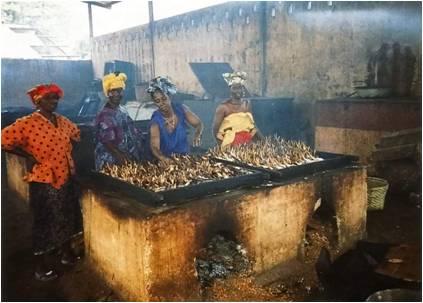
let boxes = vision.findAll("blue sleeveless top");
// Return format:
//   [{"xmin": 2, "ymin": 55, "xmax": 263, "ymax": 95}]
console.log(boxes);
[{"xmin": 149, "ymin": 103, "xmax": 189, "ymax": 157}]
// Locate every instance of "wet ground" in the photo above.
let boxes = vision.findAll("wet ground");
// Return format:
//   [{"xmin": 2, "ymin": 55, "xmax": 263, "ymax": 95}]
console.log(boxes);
[{"xmin": 1, "ymin": 176, "xmax": 421, "ymax": 301}]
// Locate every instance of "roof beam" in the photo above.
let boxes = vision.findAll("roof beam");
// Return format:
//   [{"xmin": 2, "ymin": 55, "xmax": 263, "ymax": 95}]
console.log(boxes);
[{"xmin": 82, "ymin": 1, "xmax": 120, "ymax": 9}]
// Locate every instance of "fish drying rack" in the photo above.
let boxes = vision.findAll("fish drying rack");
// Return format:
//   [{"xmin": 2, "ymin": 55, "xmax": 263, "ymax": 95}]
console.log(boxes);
[{"xmin": 90, "ymin": 152, "xmax": 358, "ymax": 206}]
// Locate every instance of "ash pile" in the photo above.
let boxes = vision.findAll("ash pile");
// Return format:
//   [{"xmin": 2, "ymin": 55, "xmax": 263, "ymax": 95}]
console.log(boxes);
[{"xmin": 194, "ymin": 235, "xmax": 252, "ymax": 288}]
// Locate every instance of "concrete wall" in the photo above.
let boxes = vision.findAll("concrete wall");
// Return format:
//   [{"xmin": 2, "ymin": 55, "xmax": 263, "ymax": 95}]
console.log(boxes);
[
  {"xmin": 1, "ymin": 59, "xmax": 94, "ymax": 112},
  {"xmin": 266, "ymin": 1, "xmax": 422, "ymax": 100},
  {"xmin": 92, "ymin": 2, "xmax": 263, "ymax": 96},
  {"xmin": 91, "ymin": 1, "xmax": 422, "ymax": 101}
]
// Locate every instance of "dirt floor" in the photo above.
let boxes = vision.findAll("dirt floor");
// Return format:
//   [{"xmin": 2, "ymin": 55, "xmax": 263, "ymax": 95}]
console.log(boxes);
[{"xmin": 1, "ymin": 177, "xmax": 421, "ymax": 301}]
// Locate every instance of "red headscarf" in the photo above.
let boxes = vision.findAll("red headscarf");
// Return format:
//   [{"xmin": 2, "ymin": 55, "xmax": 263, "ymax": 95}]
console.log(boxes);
[{"xmin": 27, "ymin": 83, "xmax": 64, "ymax": 105}]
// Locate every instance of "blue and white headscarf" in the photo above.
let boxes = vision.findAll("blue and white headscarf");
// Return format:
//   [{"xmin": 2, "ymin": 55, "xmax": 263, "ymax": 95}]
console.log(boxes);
[
  {"xmin": 222, "ymin": 71, "xmax": 247, "ymax": 87},
  {"xmin": 146, "ymin": 76, "xmax": 177, "ymax": 96}
]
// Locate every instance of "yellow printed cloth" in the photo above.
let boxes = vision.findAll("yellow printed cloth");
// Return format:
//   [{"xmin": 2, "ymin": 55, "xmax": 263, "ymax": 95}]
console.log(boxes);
[
  {"xmin": 102, "ymin": 72, "xmax": 127, "ymax": 96},
  {"xmin": 217, "ymin": 112, "xmax": 257, "ymax": 147}
]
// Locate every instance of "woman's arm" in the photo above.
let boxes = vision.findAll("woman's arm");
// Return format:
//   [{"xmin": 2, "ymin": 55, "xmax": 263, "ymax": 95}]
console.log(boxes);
[
  {"xmin": 183, "ymin": 105, "xmax": 203, "ymax": 147},
  {"xmin": 253, "ymin": 128, "xmax": 264, "ymax": 141},
  {"xmin": 1, "ymin": 120, "xmax": 38, "ymax": 169},
  {"xmin": 212, "ymin": 105, "xmax": 226, "ymax": 144},
  {"xmin": 150, "ymin": 123, "xmax": 171, "ymax": 163},
  {"xmin": 4, "ymin": 148, "xmax": 38, "ymax": 169},
  {"xmin": 246, "ymin": 100, "xmax": 264, "ymax": 140},
  {"xmin": 103, "ymin": 142, "xmax": 131, "ymax": 164},
  {"xmin": 64, "ymin": 117, "xmax": 81, "ymax": 142},
  {"xmin": 97, "ymin": 115, "xmax": 131, "ymax": 164}
]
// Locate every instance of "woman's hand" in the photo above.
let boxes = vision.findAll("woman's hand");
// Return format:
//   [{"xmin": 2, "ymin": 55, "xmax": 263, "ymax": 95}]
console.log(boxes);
[
  {"xmin": 252, "ymin": 128, "xmax": 264, "ymax": 142},
  {"xmin": 184, "ymin": 105, "xmax": 204, "ymax": 148},
  {"xmin": 26, "ymin": 155, "xmax": 38, "ymax": 170},
  {"xmin": 103, "ymin": 142, "xmax": 131, "ymax": 165},
  {"xmin": 115, "ymin": 151, "xmax": 131, "ymax": 165},
  {"xmin": 158, "ymin": 157, "xmax": 173, "ymax": 166},
  {"xmin": 4, "ymin": 148, "xmax": 39, "ymax": 170},
  {"xmin": 192, "ymin": 133, "xmax": 202, "ymax": 147}
]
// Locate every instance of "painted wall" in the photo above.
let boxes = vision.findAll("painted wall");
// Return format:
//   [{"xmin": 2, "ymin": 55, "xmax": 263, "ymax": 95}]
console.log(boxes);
[
  {"xmin": 1, "ymin": 59, "xmax": 94, "ymax": 112},
  {"xmin": 91, "ymin": 1, "xmax": 422, "ymax": 101}
]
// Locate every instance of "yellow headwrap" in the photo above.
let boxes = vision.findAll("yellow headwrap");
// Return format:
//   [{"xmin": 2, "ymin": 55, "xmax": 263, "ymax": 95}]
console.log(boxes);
[{"xmin": 102, "ymin": 72, "xmax": 127, "ymax": 96}]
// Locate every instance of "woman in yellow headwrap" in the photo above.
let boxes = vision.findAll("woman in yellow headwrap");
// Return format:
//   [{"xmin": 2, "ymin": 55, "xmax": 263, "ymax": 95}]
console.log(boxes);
[
  {"xmin": 212, "ymin": 72, "xmax": 262, "ymax": 147},
  {"xmin": 94, "ymin": 72, "xmax": 141, "ymax": 170}
]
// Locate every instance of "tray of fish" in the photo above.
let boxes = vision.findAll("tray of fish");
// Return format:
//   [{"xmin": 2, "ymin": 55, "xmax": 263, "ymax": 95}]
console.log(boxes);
[
  {"xmin": 209, "ymin": 136, "xmax": 359, "ymax": 181},
  {"xmin": 90, "ymin": 154, "xmax": 267, "ymax": 206}
]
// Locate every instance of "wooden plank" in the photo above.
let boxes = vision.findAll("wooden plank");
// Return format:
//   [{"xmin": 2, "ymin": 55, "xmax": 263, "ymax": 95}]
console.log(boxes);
[
  {"xmin": 375, "ymin": 244, "xmax": 421, "ymax": 282},
  {"xmin": 371, "ymin": 144, "xmax": 418, "ymax": 162},
  {"xmin": 376, "ymin": 128, "xmax": 422, "ymax": 149}
]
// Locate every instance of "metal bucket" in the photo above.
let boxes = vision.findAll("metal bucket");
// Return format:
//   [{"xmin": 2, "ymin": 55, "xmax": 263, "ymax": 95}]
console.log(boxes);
[{"xmin": 366, "ymin": 288, "xmax": 421, "ymax": 302}]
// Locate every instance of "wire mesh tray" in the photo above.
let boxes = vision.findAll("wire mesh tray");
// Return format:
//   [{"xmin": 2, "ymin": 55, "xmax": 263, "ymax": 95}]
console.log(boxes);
[
  {"xmin": 212, "ymin": 151, "xmax": 359, "ymax": 181},
  {"xmin": 89, "ymin": 168, "xmax": 267, "ymax": 206}
]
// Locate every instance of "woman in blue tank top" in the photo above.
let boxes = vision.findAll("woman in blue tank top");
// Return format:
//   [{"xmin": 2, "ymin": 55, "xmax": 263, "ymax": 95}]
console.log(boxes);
[{"xmin": 146, "ymin": 76, "xmax": 203, "ymax": 163}]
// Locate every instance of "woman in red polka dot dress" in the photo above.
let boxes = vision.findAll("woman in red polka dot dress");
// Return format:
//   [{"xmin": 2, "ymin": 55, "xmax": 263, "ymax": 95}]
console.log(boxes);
[{"xmin": 1, "ymin": 83, "xmax": 83, "ymax": 281}]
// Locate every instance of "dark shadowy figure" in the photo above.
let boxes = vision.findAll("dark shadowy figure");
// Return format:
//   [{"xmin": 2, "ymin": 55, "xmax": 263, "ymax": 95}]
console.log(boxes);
[{"xmin": 367, "ymin": 43, "xmax": 391, "ymax": 88}]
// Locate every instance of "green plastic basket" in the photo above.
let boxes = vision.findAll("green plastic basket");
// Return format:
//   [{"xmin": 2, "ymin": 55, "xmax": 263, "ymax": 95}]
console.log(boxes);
[{"xmin": 367, "ymin": 177, "xmax": 389, "ymax": 211}]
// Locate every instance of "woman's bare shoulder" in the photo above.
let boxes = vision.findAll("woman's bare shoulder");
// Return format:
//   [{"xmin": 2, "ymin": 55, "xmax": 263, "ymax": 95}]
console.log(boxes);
[
  {"xmin": 221, "ymin": 99, "xmax": 232, "ymax": 105},
  {"xmin": 217, "ymin": 100, "xmax": 232, "ymax": 111}
]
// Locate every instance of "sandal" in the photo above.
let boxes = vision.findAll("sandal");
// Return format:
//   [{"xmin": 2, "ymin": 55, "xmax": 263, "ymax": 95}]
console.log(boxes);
[
  {"xmin": 61, "ymin": 253, "xmax": 80, "ymax": 266},
  {"xmin": 34, "ymin": 269, "xmax": 58, "ymax": 282}
]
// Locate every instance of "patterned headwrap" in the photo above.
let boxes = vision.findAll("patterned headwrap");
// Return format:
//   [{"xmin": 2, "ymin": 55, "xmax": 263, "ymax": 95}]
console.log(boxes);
[
  {"xmin": 222, "ymin": 71, "xmax": 247, "ymax": 87},
  {"xmin": 146, "ymin": 76, "xmax": 177, "ymax": 96},
  {"xmin": 27, "ymin": 83, "xmax": 64, "ymax": 105},
  {"xmin": 102, "ymin": 72, "xmax": 127, "ymax": 96}
]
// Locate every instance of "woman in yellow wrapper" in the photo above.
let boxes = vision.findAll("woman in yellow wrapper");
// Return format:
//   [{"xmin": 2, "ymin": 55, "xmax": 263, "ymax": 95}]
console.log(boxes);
[{"xmin": 212, "ymin": 72, "xmax": 263, "ymax": 147}]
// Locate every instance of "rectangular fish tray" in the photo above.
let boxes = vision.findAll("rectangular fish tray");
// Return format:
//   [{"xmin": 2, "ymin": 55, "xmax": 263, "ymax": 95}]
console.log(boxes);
[
  {"xmin": 90, "ymin": 169, "xmax": 267, "ymax": 206},
  {"xmin": 212, "ymin": 151, "xmax": 359, "ymax": 182}
]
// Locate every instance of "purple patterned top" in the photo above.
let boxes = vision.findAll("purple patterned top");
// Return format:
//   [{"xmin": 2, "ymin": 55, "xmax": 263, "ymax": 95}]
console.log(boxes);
[{"xmin": 94, "ymin": 105, "xmax": 140, "ymax": 170}]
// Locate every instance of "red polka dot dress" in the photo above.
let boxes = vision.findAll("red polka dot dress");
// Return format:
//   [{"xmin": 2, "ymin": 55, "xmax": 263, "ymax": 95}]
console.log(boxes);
[{"xmin": 2, "ymin": 112, "xmax": 80, "ymax": 189}]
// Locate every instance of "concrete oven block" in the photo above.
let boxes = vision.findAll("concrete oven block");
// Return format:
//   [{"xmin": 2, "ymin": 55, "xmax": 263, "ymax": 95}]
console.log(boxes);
[
  {"xmin": 81, "ymin": 179, "xmax": 318, "ymax": 301},
  {"xmin": 5, "ymin": 153, "xmax": 29, "ymax": 204},
  {"xmin": 80, "ymin": 167, "xmax": 367, "ymax": 301},
  {"xmin": 3, "ymin": 152, "xmax": 367, "ymax": 300},
  {"xmin": 324, "ymin": 167, "xmax": 368, "ymax": 253}
]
